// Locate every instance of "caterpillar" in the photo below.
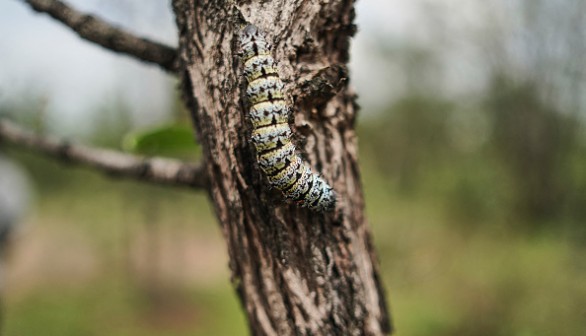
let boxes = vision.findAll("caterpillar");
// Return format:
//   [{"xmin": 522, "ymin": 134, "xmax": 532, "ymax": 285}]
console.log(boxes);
[{"xmin": 238, "ymin": 24, "xmax": 336, "ymax": 212}]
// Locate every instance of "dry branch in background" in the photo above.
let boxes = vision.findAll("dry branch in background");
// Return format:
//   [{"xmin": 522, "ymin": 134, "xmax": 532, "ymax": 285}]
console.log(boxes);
[
  {"xmin": 0, "ymin": 120, "xmax": 207, "ymax": 189},
  {"xmin": 22, "ymin": 0, "xmax": 179, "ymax": 72}
]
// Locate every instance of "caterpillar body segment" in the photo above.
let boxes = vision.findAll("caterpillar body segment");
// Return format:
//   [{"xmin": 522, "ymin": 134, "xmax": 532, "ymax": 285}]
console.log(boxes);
[
  {"xmin": 249, "ymin": 101, "xmax": 289, "ymax": 128},
  {"xmin": 238, "ymin": 24, "xmax": 336, "ymax": 212},
  {"xmin": 251, "ymin": 124, "xmax": 291, "ymax": 152},
  {"xmin": 245, "ymin": 77, "xmax": 286, "ymax": 105},
  {"xmin": 243, "ymin": 55, "xmax": 279, "ymax": 82}
]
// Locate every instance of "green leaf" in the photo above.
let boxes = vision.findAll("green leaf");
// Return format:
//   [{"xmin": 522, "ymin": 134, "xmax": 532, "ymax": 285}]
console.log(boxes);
[{"xmin": 122, "ymin": 124, "xmax": 200, "ymax": 159}]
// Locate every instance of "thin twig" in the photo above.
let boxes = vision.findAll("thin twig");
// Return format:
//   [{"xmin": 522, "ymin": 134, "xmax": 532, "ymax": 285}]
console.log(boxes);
[
  {"xmin": 22, "ymin": 0, "xmax": 179, "ymax": 73},
  {"xmin": 0, "ymin": 120, "xmax": 207, "ymax": 189}
]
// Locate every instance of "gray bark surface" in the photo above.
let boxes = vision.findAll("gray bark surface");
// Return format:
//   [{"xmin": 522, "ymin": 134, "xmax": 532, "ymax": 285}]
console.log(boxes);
[{"xmin": 172, "ymin": 0, "xmax": 392, "ymax": 334}]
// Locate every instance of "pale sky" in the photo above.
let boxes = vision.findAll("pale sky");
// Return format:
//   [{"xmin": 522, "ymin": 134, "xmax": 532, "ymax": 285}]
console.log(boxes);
[
  {"xmin": 0, "ymin": 0, "xmax": 176, "ymax": 136},
  {"xmin": 0, "ymin": 0, "xmax": 492, "ymax": 135}
]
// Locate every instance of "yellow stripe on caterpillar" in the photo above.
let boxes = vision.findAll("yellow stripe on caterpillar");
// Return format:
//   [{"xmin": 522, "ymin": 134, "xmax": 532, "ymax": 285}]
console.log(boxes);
[
  {"xmin": 249, "ymin": 101, "xmax": 288, "ymax": 128},
  {"xmin": 243, "ymin": 55, "xmax": 279, "ymax": 82},
  {"xmin": 245, "ymin": 76, "xmax": 285, "ymax": 105}
]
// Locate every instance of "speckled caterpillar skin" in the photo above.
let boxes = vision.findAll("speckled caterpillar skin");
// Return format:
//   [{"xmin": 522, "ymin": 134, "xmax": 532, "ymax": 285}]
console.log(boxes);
[{"xmin": 239, "ymin": 24, "xmax": 336, "ymax": 212}]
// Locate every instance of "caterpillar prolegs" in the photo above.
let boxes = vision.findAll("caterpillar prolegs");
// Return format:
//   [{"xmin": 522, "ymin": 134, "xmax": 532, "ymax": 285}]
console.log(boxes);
[{"xmin": 238, "ymin": 24, "xmax": 337, "ymax": 212}]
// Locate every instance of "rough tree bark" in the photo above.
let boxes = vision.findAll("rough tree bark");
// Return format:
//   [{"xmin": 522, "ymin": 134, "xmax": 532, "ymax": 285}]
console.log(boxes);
[{"xmin": 172, "ymin": 0, "xmax": 392, "ymax": 335}]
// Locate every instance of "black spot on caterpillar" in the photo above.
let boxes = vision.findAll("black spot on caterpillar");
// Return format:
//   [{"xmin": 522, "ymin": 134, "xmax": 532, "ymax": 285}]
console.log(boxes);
[{"xmin": 238, "ymin": 24, "xmax": 336, "ymax": 212}]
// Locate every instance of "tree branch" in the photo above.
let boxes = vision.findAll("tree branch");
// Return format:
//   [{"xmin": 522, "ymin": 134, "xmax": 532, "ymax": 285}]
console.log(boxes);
[
  {"xmin": 296, "ymin": 64, "xmax": 349, "ymax": 107},
  {"xmin": 0, "ymin": 120, "xmax": 207, "ymax": 189},
  {"xmin": 22, "ymin": 0, "xmax": 179, "ymax": 73}
]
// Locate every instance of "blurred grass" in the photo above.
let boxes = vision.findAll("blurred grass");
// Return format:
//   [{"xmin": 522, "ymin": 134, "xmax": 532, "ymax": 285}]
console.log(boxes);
[
  {"xmin": 5, "ymin": 280, "xmax": 245, "ymax": 336},
  {"xmin": 3, "ymin": 131, "xmax": 586, "ymax": 335}
]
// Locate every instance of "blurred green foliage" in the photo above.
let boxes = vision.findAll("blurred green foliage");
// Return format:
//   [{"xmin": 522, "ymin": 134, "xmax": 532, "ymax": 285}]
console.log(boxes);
[
  {"xmin": 122, "ymin": 124, "xmax": 200, "ymax": 159},
  {"xmin": 359, "ymin": 95, "xmax": 586, "ymax": 335}
]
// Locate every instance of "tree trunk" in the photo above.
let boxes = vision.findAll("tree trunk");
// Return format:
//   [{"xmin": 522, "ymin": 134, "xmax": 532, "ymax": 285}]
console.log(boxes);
[{"xmin": 172, "ymin": 0, "xmax": 392, "ymax": 335}]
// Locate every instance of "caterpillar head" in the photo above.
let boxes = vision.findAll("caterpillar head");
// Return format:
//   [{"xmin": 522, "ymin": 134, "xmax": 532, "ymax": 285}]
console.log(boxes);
[{"xmin": 238, "ymin": 24, "xmax": 271, "ymax": 61}]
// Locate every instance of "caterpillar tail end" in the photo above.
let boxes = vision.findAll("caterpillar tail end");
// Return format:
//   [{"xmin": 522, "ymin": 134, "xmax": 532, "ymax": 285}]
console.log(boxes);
[
  {"xmin": 320, "ymin": 191, "xmax": 337, "ymax": 212},
  {"xmin": 309, "ymin": 186, "xmax": 337, "ymax": 213}
]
